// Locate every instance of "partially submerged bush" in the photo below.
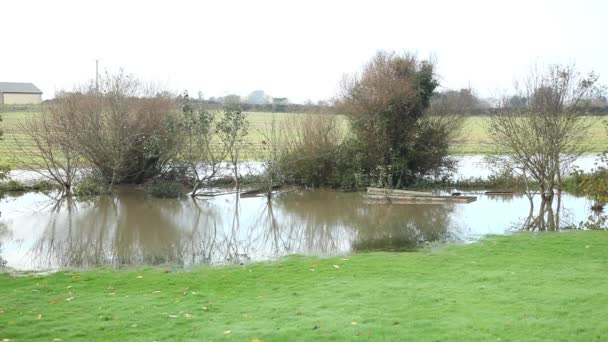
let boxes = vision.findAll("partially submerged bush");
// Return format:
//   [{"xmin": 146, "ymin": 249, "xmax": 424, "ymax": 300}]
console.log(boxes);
[
  {"xmin": 0, "ymin": 163, "xmax": 10, "ymax": 182},
  {"xmin": 145, "ymin": 180, "xmax": 184, "ymax": 198},
  {"xmin": 74, "ymin": 176, "xmax": 111, "ymax": 197},
  {"xmin": 0, "ymin": 180, "xmax": 26, "ymax": 192},
  {"xmin": 280, "ymin": 114, "xmax": 349, "ymax": 188},
  {"xmin": 30, "ymin": 180, "xmax": 57, "ymax": 191}
]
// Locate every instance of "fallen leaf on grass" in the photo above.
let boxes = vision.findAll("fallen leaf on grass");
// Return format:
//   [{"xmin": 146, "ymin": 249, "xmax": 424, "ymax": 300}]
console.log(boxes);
[
  {"xmin": 36, "ymin": 314, "xmax": 43, "ymax": 320},
  {"xmin": 66, "ymin": 297, "xmax": 74, "ymax": 302},
  {"xmin": 224, "ymin": 330, "xmax": 232, "ymax": 334},
  {"xmin": 53, "ymin": 339, "xmax": 62, "ymax": 342},
  {"xmin": 333, "ymin": 265, "xmax": 340, "ymax": 269},
  {"xmin": 66, "ymin": 286, "xmax": 73, "ymax": 289},
  {"xmin": 251, "ymin": 339, "xmax": 263, "ymax": 342},
  {"xmin": 136, "ymin": 275, "xmax": 144, "ymax": 279},
  {"xmin": 351, "ymin": 321, "xmax": 357, "ymax": 325},
  {"xmin": 168, "ymin": 315, "xmax": 178, "ymax": 318},
  {"xmin": 202, "ymin": 307, "xmax": 208, "ymax": 311},
  {"xmin": 184, "ymin": 313, "xmax": 193, "ymax": 318},
  {"xmin": 152, "ymin": 291, "xmax": 161, "ymax": 294}
]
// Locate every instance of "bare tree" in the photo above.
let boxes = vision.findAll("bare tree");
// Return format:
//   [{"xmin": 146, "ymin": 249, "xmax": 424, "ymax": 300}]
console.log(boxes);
[
  {"xmin": 61, "ymin": 72, "xmax": 179, "ymax": 186},
  {"xmin": 489, "ymin": 64, "xmax": 602, "ymax": 230},
  {"xmin": 12, "ymin": 109, "xmax": 80, "ymax": 194}
]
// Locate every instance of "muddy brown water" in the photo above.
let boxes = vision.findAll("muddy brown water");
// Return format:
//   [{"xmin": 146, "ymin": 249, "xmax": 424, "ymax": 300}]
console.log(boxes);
[{"xmin": 0, "ymin": 188, "xmax": 596, "ymax": 270}]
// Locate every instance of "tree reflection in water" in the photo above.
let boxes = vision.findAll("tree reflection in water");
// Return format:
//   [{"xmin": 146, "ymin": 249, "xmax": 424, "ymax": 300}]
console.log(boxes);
[
  {"xmin": 276, "ymin": 190, "xmax": 455, "ymax": 252},
  {"xmin": 24, "ymin": 189, "xmax": 457, "ymax": 269},
  {"xmin": 520, "ymin": 193, "xmax": 566, "ymax": 231}
]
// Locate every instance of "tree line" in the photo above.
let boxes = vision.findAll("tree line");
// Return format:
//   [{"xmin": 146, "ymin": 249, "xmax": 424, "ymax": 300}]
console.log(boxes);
[{"xmin": 3, "ymin": 52, "xmax": 606, "ymax": 212}]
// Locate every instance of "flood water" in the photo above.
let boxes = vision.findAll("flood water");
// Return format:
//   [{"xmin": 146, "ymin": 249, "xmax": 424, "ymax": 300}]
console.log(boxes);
[{"xmin": 0, "ymin": 188, "xmax": 597, "ymax": 270}]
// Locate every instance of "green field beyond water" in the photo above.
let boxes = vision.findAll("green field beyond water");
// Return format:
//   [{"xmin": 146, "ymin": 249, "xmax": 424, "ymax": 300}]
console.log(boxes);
[
  {"xmin": 0, "ymin": 112, "xmax": 606, "ymax": 166},
  {"xmin": 1, "ymin": 232, "xmax": 607, "ymax": 341}
]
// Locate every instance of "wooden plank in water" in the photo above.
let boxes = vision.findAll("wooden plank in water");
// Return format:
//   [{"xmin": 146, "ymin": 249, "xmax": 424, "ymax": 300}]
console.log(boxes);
[
  {"xmin": 365, "ymin": 194, "xmax": 477, "ymax": 204},
  {"xmin": 366, "ymin": 187, "xmax": 433, "ymax": 197}
]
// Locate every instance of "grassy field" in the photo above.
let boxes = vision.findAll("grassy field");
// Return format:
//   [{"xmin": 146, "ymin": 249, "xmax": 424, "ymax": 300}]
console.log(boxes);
[
  {"xmin": 0, "ymin": 111, "xmax": 606, "ymax": 166},
  {"xmin": 1, "ymin": 231, "xmax": 607, "ymax": 341}
]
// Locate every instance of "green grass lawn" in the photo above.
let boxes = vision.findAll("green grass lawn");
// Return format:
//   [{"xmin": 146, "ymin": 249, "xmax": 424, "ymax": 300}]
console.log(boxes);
[
  {"xmin": 1, "ymin": 231, "xmax": 607, "ymax": 341},
  {"xmin": 0, "ymin": 111, "xmax": 606, "ymax": 166}
]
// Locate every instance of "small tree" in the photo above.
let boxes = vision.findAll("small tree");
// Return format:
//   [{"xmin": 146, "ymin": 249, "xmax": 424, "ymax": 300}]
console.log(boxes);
[
  {"xmin": 489, "ymin": 64, "xmax": 602, "ymax": 230},
  {"xmin": 217, "ymin": 98, "xmax": 249, "ymax": 188},
  {"xmin": 254, "ymin": 114, "xmax": 285, "ymax": 200},
  {"xmin": 178, "ymin": 93, "xmax": 227, "ymax": 196}
]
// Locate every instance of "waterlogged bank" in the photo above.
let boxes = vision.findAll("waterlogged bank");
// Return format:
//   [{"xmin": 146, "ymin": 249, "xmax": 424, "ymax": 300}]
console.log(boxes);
[{"xmin": 0, "ymin": 187, "xmax": 596, "ymax": 270}]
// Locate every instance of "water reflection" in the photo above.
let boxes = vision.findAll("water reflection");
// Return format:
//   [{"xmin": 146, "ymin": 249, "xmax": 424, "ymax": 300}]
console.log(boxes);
[{"xmin": 0, "ymin": 188, "xmax": 597, "ymax": 270}]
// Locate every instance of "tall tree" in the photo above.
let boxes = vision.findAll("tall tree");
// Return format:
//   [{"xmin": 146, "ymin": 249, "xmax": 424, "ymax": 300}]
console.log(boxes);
[{"xmin": 341, "ymin": 51, "xmax": 460, "ymax": 187}]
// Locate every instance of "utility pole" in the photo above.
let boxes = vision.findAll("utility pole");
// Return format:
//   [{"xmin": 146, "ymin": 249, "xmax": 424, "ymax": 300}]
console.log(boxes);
[{"xmin": 95, "ymin": 59, "xmax": 99, "ymax": 93}]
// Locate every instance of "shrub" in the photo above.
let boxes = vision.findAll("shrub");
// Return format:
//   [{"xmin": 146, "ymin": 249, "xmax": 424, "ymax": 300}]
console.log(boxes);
[
  {"xmin": 74, "ymin": 176, "xmax": 111, "ymax": 197},
  {"xmin": 280, "ymin": 114, "xmax": 364, "ymax": 188},
  {"xmin": 30, "ymin": 180, "xmax": 56, "ymax": 191},
  {"xmin": 0, "ymin": 163, "xmax": 10, "ymax": 182},
  {"xmin": 145, "ymin": 180, "xmax": 183, "ymax": 198},
  {"xmin": 0, "ymin": 181, "xmax": 26, "ymax": 192}
]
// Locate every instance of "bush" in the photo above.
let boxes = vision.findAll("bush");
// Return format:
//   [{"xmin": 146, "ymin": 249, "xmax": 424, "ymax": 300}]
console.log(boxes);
[
  {"xmin": 145, "ymin": 180, "xmax": 183, "ymax": 198},
  {"xmin": 279, "ymin": 114, "xmax": 366, "ymax": 189},
  {"xmin": 0, "ymin": 163, "xmax": 10, "ymax": 182},
  {"xmin": 74, "ymin": 176, "xmax": 111, "ymax": 197},
  {"xmin": 30, "ymin": 180, "xmax": 56, "ymax": 191},
  {"xmin": 0, "ymin": 181, "xmax": 26, "ymax": 192}
]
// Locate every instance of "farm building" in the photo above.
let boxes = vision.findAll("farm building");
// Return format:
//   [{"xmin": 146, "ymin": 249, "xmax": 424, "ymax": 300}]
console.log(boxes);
[{"xmin": 0, "ymin": 82, "xmax": 43, "ymax": 105}]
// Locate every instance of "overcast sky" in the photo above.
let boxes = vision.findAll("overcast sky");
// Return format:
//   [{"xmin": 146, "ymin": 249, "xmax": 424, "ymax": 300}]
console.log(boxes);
[{"xmin": 2, "ymin": 0, "xmax": 606, "ymax": 103}]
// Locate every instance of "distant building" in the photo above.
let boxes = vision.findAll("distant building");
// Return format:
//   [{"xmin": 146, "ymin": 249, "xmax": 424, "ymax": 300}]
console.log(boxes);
[{"xmin": 0, "ymin": 82, "xmax": 43, "ymax": 105}]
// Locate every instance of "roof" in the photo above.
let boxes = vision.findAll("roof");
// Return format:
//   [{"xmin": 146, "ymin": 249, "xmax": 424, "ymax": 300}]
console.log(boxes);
[{"xmin": 0, "ymin": 82, "xmax": 42, "ymax": 94}]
